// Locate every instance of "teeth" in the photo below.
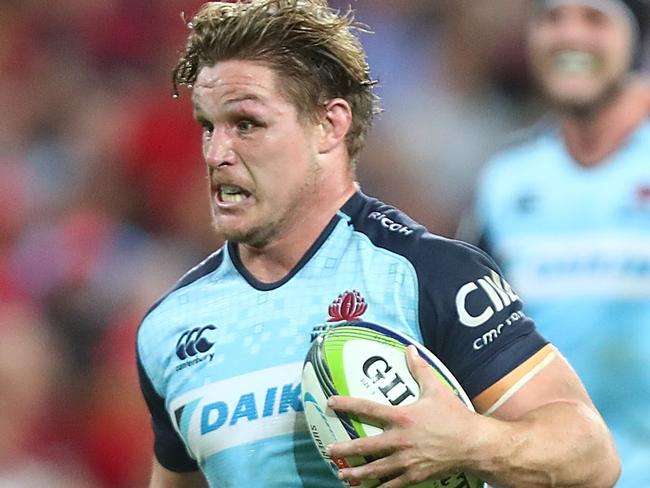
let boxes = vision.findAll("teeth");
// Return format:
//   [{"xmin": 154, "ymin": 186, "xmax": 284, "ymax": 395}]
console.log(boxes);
[
  {"xmin": 221, "ymin": 192, "xmax": 246, "ymax": 203},
  {"xmin": 554, "ymin": 51, "xmax": 597, "ymax": 74},
  {"xmin": 219, "ymin": 184, "xmax": 248, "ymax": 203},
  {"xmin": 221, "ymin": 185, "xmax": 243, "ymax": 195}
]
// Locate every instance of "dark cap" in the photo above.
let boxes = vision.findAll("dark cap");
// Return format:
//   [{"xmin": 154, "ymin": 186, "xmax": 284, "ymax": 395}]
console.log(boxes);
[
  {"xmin": 620, "ymin": 0, "xmax": 648, "ymax": 40},
  {"xmin": 534, "ymin": 0, "xmax": 648, "ymax": 40}
]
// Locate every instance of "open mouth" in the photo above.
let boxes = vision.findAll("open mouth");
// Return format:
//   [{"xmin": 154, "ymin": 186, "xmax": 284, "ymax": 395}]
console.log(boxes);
[
  {"xmin": 553, "ymin": 50, "xmax": 598, "ymax": 74},
  {"xmin": 217, "ymin": 184, "xmax": 252, "ymax": 204}
]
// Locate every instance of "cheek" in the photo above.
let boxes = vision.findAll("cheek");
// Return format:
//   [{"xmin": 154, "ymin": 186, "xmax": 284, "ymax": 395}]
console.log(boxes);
[
  {"xmin": 604, "ymin": 39, "xmax": 634, "ymax": 74},
  {"xmin": 527, "ymin": 32, "xmax": 554, "ymax": 68},
  {"xmin": 527, "ymin": 47, "xmax": 553, "ymax": 85},
  {"xmin": 266, "ymin": 139, "xmax": 314, "ymax": 174},
  {"xmin": 601, "ymin": 22, "xmax": 635, "ymax": 64},
  {"xmin": 526, "ymin": 23, "xmax": 553, "ymax": 52}
]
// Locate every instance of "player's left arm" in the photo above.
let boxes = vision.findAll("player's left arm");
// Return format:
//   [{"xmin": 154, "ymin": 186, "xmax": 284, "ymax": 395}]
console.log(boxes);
[
  {"xmin": 469, "ymin": 348, "xmax": 620, "ymax": 488},
  {"xmin": 329, "ymin": 240, "xmax": 619, "ymax": 487},
  {"xmin": 328, "ymin": 346, "xmax": 620, "ymax": 488}
]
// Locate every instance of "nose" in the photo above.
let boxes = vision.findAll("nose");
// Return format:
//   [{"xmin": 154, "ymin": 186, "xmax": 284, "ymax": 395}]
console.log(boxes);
[
  {"xmin": 553, "ymin": 10, "xmax": 596, "ymax": 45},
  {"xmin": 204, "ymin": 126, "xmax": 235, "ymax": 169}
]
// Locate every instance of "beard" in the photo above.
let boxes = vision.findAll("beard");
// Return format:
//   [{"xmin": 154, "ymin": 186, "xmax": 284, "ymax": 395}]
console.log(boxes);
[
  {"xmin": 210, "ymin": 156, "xmax": 323, "ymax": 249},
  {"xmin": 211, "ymin": 213, "xmax": 281, "ymax": 249},
  {"xmin": 544, "ymin": 76, "xmax": 627, "ymax": 119}
]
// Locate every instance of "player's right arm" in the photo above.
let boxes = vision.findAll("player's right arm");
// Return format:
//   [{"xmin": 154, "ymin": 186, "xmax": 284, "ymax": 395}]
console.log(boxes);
[
  {"xmin": 149, "ymin": 458, "xmax": 208, "ymax": 488},
  {"xmin": 137, "ymin": 332, "xmax": 205, "ymax": 487}
]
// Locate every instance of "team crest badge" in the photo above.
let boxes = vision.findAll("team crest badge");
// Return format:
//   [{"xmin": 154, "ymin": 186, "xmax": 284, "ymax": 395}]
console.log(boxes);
[
  {"xmin": 310, "ymin": 290, "xmax": 368, "ymax": 341},
  {"xmin": 327, "ymin": 290, "xmax": 367, "ymax": 322}
]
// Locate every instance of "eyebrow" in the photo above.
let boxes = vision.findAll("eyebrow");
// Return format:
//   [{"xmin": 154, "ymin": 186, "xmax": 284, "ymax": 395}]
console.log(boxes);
[
  {"xmin": 192, "ymin": 93, "xmax": 266, "ymax": 113},
  {"xmin": 224, "ymin": 94, "xmax": 264, "ymax": 106}
]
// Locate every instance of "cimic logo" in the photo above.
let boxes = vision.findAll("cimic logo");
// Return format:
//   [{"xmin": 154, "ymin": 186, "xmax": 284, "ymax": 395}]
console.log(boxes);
[
  {"xmin": 200, "ymin": 382, "xmax": 302, "ymax": 434},
  {"xmin": 362, "ymin": 355, "xmax": 415, "ymax": 406},
  {"xmin": 455, "ymin": 270, "xmax": 519, "ymax": 327},
  {"xmin": 176, "ymin": 325, "xmax": 217, "ymax": 360}
]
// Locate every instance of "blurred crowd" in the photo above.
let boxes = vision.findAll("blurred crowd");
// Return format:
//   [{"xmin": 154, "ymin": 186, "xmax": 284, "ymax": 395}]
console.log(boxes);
[{"xmin": 1, "ymin": 1, "xmax": 647, "ymax": 487}]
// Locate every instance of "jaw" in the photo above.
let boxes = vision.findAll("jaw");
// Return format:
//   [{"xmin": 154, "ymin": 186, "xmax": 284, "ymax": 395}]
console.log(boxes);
[
  {"xmin": 539, "ymin": 53, "xmax": 603, "ymax": 102},
  {"xmin": 209, "ymin": 197, "xmax": 281, "ymax": 248},
  {"xmin": 543, "ymin": 74, "xmax": 624, "ymax": 116},
  {"xmin": 545, "ymin": 78, "xmax": 603, "ymax": 109},
  {"xmin": 534, "ymin": 47, "xmax": 630, "ymax": 114}
]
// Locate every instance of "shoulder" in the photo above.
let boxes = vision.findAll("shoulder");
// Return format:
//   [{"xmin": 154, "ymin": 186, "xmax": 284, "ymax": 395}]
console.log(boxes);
[
  {"xmin": 339, "ymin": 191, "xmax": 427, "ymax": 257},
  {"xmin": 138, "ymin": 248, "xmax": 226, "ymax": 338},
  {"xmin": 136, "ymin": 248, "xmax": 226, "ymax": 393},
  {"xmin": 342, "ymin": 191, "xmax": 495, "ymax": 278},
  {"xmin": 630, "ymin": 117, "xmax": 650, "ymax": 146}
]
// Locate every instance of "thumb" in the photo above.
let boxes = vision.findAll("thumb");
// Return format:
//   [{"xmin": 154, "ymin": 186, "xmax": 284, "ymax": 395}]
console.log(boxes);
[{"xmin": 405, "ymin": 345, "xmax": 439, "ymax": 398}]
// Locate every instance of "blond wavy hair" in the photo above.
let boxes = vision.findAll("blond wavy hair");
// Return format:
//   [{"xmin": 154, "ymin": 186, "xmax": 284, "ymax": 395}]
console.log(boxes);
[{"xmin": 173, "ymin": 0, "xmax": 381, "ymax": 163}]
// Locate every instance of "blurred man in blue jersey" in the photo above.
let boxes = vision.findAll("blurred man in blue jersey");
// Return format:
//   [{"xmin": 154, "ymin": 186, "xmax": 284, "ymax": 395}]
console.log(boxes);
[
  {"xmin": 136, "ymin": 1, "xmax": 620, "ymax": 487},
  {"xmin": 469, "ymin": 0, "xmax": 650, "ymax": 486}
]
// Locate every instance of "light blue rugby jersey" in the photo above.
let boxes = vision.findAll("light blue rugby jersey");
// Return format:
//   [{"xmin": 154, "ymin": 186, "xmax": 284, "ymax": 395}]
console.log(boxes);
[
  {"xmin": 475, "ymin": 120, "xmax": 650, "ymax": 487},
  {"xmin": 137, "ymin": 191, "xmax": 546, "ymax": 487}
]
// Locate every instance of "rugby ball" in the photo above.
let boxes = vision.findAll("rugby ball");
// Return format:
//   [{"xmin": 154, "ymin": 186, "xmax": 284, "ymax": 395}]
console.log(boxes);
[{"xmin": 302, "ymin": 321, "xmax": 484, "ymax": 488}]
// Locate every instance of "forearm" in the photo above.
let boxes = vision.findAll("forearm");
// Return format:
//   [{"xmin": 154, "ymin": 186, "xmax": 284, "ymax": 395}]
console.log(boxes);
[{"xmin": 469, "ymin": 401, "xmax": 620, "ymax": 488}]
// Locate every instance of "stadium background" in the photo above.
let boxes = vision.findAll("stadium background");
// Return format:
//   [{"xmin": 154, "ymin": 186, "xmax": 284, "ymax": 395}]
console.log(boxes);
[{"xmin": 1, "ymin": 1, "xmax": 647, "ymax": 486}]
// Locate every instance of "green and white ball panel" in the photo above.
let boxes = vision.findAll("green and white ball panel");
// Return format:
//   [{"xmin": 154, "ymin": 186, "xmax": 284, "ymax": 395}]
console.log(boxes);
[
  {"xmin": 302, "ymin": 361, "xmax": 367, "ymax": 469},
  {"xmin": 331, "ymin": 338, "xmax": 420, "ymax": 437},
  {"xmin": 321, "ymin": 325, "xmax": 474, "ymax": 411},
  {"xmin": 302, "ymin": 322, "xmax": 485, "ymax": 488}
]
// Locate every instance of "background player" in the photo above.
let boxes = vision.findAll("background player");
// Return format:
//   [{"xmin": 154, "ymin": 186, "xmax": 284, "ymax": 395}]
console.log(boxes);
[
  {"xmin": 137, "ymin": 1, "xmax": 620, "ymax": 487},
  {"xmin": 467, "ymin": 0, "xmax": 650, "ymax": 486}
]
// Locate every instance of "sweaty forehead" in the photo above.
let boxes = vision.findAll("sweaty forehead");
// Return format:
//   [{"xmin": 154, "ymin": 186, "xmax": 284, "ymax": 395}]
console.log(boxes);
[
  {"xmin": 192, "ymin": 61, "xmax": 282, "ymax": 106},
  {"xmin": 534, "ymin": 0, "xmax": 636, "ymax": 24}
]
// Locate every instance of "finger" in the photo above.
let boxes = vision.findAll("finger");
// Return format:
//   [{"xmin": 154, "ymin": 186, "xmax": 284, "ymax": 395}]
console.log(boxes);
[
  {"xmin": 337, "ymin": 454, "xmax": 403, "ymax": 484},
  {"xmin": 327, "ymin": 395, "xmax": 397, "ymax": 426},
  {"xmin": 376, "ymin": 472, "xmax": 415, "ymax": 488},
  {"xmin": 327, "ymin": 431, "xmax": 396, "ymax": 459},
  {"xmin": 405, "ymin": 345, "xmax": 438, "ymax": 397}
]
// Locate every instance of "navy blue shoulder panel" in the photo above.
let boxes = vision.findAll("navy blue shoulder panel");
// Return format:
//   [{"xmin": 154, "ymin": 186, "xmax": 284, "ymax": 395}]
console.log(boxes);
[
  {"xmin": 339, "ymin": 191, "xmax": 429, "ymax": 245},
  {"xmin": 141, "ymin": 249, "xmax": 225, "ymax": 322},
  {"xmin": 341, "ymin": 192, "xmax": 547, "ymax": 398}
]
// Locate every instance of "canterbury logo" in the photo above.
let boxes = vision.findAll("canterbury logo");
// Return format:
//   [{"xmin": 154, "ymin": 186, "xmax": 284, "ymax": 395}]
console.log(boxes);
[{"xmin": 176, "ymin": 325, "xmax": 217, "ymax": 360}]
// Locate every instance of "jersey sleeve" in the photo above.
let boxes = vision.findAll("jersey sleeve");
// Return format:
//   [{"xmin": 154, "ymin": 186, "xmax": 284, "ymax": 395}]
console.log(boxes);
[
  {"xmin": 416, "ymin": 237, "xmax": 550, "ymax": 410},
  {"xmin": 136, "ymin": 348, "xmax": 199, "ymax": 472}
]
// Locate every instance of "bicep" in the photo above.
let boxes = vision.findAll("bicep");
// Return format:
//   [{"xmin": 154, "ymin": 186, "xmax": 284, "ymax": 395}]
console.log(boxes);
[
  {"xmin": 149, "ymin": 457, "xmax": 208, "ymax": 488},
  {"xmin": 481, "ymin": 349, "xmax": 597, "ymax": 421}
]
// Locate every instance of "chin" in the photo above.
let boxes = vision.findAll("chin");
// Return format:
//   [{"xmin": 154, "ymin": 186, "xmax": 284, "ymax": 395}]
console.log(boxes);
[
  {"xmin": 553, "ymin": 95, "xmax": 600, "ymax": 114},
  {"xmin": 212, "ymin": 221, "xmax": 276, "ymax": 248},
  {"xmin": 543, "ymin": 76, "xmax": 625, "ymax": 117},
  {"xmin": 546, "ymin": 85, "xmax": 610, "ymax": 115}
]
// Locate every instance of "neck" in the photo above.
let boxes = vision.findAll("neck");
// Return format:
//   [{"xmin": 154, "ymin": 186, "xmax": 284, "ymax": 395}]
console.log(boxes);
[
  {"xmin": 237, "ymin": 180, "xmax": 357, "ymax": 284},
  {"xmin": 560, "ymin": 77, "xmax": 650, "ymax": 167}
]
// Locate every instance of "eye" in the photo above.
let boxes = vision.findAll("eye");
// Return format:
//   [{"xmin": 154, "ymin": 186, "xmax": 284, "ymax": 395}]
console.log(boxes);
[
  {"xmin": 201, "ymin": 120, "xmax": 214, "ymax": 136},
  {"xmin": 538, "ymin": 9, "xmax": 559, "ymax": 25},
  {"xmin": 584, "ymin": 8, "xmax": 608, "ymax": 27},
  {"xmin": 236, "ymin": 119, "xmax": 256, "ymax": 133},
  {"xmin": 196, "ymin": 118, "xmax": 213, "ymax": 138}
]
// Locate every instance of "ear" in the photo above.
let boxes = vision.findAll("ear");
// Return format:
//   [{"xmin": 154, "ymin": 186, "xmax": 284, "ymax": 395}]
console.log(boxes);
[{"xmin": 318, "ymin": 98, "xmax": 352, "ymax": 155}]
